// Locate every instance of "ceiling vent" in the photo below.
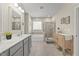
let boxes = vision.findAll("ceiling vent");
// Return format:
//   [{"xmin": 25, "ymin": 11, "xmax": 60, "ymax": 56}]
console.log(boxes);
[{"xmin": 40, "ymin": 6, "xmax": 44, "ymax": 9}]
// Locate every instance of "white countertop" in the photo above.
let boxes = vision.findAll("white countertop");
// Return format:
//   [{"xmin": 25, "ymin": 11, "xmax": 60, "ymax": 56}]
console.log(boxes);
[
  {"xmin": 0, "ymin": 34, "xmax": 31, "ymax": 54},
  {"xmin": 58, "ymin": 33, "xmax": 72, "ymax": 40},
  {"xmin": 58, "ymin": 33, "xmax": 70, "ymax": 35}
]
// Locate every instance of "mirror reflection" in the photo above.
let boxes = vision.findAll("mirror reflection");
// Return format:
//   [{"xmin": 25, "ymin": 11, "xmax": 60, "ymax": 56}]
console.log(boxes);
[{"xmin": 11, "ymin": 8, "xmax": 21, "ymax": 30}]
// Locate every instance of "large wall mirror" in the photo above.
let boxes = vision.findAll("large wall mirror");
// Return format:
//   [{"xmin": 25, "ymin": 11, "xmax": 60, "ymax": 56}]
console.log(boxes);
[
  {"xmin": 11, "ymin": 7, "xmax": 21, "ymax": 30},
  {"xmin": 10, "ymin": 7, "xmax": 21, "ymax": 31},
  {"xmin": 8, "ymin": 5, "xmax": 24, "ymax": 35}
]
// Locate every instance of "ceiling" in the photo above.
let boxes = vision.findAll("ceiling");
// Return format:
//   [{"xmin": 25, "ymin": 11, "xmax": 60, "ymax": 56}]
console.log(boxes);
[{"xmin": 19, "ymin": 3, "xmax": 65, "ymax": 17}]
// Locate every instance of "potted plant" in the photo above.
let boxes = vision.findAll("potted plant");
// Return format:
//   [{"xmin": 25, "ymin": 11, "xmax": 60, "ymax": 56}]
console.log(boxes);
[{"xmin": 4, "ymin": 32, "xmax": 12, "ymax": 40}]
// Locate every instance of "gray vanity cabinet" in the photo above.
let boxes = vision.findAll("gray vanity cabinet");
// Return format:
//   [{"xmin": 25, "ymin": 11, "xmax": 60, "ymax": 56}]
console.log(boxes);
[
  {"xmin": 0, "ymin": 50, "xmax": 9, "ymax": 56},
  {"xmin": 0, "ymin": 35, "xmax": 32, "ymax": 56},
  {"xmin": 10, "ymin": 41, "xmax": 23, "ymax": 56},
  {"xmin": 29, "ymin": 36, "xmax": 32, "ymax": 48},
  {"xmin": 28, "ymin": 36, "xmax": 32, "ymax": 54},
  {"xmin": 13, "ymin": 47, "xmax": 23, "ymax": 56},
  {"xmin": 23, "ymin": 38, "xmax": 29, "ymax": 56}
]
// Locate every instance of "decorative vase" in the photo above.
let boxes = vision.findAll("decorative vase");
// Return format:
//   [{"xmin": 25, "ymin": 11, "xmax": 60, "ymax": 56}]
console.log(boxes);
[{"xmin": 6, "ymin": 35, "xmax": 12, "ymax": 40}]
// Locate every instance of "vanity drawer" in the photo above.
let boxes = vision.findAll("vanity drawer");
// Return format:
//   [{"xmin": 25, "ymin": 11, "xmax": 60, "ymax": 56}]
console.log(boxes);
[{"xmin": 10, "ymin": 41, "xmax": 23, "ymax": 56}]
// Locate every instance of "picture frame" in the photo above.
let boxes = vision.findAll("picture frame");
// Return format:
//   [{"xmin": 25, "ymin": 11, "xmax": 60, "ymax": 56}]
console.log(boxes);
[
  {"xmin": 61, "ymin": 17, "xmax": 65, "ymax": 24},
  {"xmin": 65, "ymin": 16, "xmax": 70, "ymax": 24},
  {"xmin": 61, "ymin": 16, "xmax": 70, "ymax": 24}
]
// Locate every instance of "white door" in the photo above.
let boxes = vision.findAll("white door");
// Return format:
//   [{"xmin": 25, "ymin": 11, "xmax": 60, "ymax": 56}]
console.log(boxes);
[{"xmin": 76, "ymin": 7, "xmax": 79, "ymax": 55}]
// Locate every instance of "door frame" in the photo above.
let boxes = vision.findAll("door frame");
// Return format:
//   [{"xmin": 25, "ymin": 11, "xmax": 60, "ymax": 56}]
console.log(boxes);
[{"xmin": 74, "ymin": 5, "xmax": 79, "ymax": 56}]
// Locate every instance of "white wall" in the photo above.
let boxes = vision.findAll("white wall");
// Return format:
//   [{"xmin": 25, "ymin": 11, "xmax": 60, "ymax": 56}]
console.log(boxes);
[
  {"xmin": 53, "ymin": 4, "xmax": 73, "ymax": 34},
  {"xmin": 1, "ymin": 3, "xmax": 10, "ymax": 32},
  {"xmin": 0, "ymin": 4, "xmax": 2, "ymax": 32},
  {"xmin": 0, "ymin": 3, "xmax": 13, "ymax": 33},
  {"xmin": 52, "ymin": 3, "xmax": 79, "ymax": 55},
  {"xmin": 53, "ymin": 4, "xmax": 79, "ymax": 35},
  {"xmin": 24, "ymin": 12, "xmax": 29, "ymax": 34}
]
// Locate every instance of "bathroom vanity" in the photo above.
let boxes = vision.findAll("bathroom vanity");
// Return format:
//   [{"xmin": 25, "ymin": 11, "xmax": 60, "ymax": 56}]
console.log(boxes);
[
  {"xmin": 0, "ymin": 34, "xmax": 32, "ymax": 56},
  {"xmin": 54, "ymin": 33, "xmax": 73, "ymax": 55}
]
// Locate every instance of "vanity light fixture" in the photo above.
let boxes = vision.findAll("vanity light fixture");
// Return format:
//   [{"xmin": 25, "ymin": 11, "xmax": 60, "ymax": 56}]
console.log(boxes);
[
  {"xmin": 18, "ymin": 7, "xmax": 22, "ymax": 10},
  {"xmin": 21, "ymin": 9, "xmax": 24, "ymax": 13},
  {"xmin": 14, "ymin": 3, "xmax": 19, "ymax": 7},
  {"xmin": 18, "ymin": 7, "xmax": 24, "ymax": 13},
  {"xmin": 14, "ymin": 3, "xmax": 24, "ymax": 13},
  {"xmin": 18, "ymin": 7, "xmax": 22, "ymax": 12}
]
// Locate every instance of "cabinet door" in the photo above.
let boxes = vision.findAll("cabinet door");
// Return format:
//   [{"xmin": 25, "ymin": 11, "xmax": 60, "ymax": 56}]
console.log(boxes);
[
  {"xmin": 28, "ymin": 36, "xmax": 32, "ymax": 48},
  {"xmin": 13, "ymin": 47, "xmax": 23, "ymax": 56},
  {"xmin": 10, "ymin": 41, "xmax": 23, "ymax": 56},
  {"xmin": 28, "ymin": 36, "xmax": 32, "ymax": 54},
  {"xmin": 57, "ymin": 34, "xmax": 64, "ymax": 48},
  {"xmin": 0, "ymin": 50, "xmax": 9, "ymax": 56},
  {"xmin": 24, "ymin": 38, "xmax": 29, "ymax": 56}
]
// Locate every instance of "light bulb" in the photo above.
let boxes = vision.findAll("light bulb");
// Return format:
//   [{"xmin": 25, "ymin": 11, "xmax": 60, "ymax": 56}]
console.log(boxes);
[
  {"xmin": 18, "ymin": 7, "xmax": 21, "ymax": 10},
  {"xmin": 21, "ymin": 9, "xmax": 24, "ymax": 13},
  {"xmin": 18, "ymin": 7, "xmax": 24, "ymax": 13},
  {"xmin": 14, "ymin": 3, "xmax": 18, "ymax": 7}
]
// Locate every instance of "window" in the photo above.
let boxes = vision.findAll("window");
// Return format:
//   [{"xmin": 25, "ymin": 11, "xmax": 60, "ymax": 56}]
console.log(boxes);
[{"xmin": 33, "ymin": 21, "xmax": 42, "ymax": 31}]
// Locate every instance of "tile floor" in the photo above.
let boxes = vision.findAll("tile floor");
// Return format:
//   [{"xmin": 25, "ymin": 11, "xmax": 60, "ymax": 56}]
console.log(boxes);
[{"xmin": 29, "ymin": 34, "xmax": 63, "ymax": 56}]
